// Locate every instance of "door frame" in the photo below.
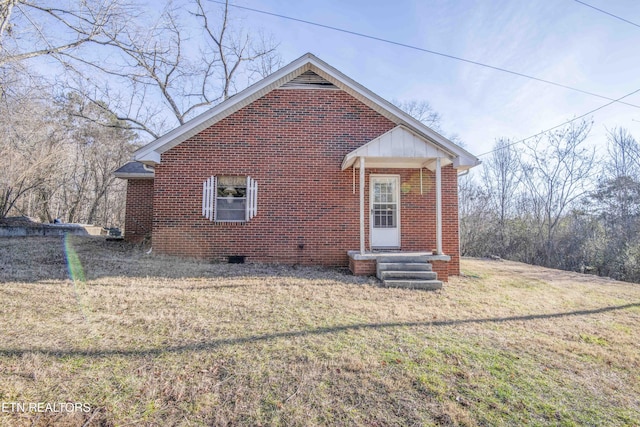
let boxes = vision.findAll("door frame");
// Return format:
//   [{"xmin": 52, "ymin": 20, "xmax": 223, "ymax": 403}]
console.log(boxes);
[{"xmin": 369, "ymin": 174, "xmax": 401, "ymax": 249}]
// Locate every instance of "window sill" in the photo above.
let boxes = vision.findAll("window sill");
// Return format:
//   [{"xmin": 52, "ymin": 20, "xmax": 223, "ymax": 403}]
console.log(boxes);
[{"xmin": 214, "ymin": 220, "xmax": 248, "ymax": 225}]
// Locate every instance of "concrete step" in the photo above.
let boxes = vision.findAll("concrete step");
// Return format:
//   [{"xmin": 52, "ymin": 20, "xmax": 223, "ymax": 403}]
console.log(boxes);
[
  {"xmin": 379, "ymin": 270, "xmax": 438, "ymax": 280},
  {"xmin": 375, "ymin": 255, "xmax": 430, "ymax": 264},
  {"xmin": 382, "ymin": 279, "xmax": 443, "ymax": 290},
  {"xmin": 377, "ymin": 262, "xmax": 432, "ymax": 272},
  {"xmin": 377, "ymin": 253, "xmax": 429, "ymax": 263}
]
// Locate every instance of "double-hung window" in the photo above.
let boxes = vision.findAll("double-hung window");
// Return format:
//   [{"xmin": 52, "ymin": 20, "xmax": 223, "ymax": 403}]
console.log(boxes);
[{"xmin": 202, "ymin": 176, "xmax": 258, "ymax": 222}]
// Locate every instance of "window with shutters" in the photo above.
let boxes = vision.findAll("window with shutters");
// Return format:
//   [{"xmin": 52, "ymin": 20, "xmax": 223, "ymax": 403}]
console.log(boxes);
[{"xmin": 202, "ymin": 176, "xmax": 258, "ymax": 223}]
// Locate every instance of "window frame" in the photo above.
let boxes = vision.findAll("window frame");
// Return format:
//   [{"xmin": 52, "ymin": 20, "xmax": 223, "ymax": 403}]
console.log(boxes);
[{"xmin": 202, "ymin": 175, "xmax": 258, "ymax": 223}]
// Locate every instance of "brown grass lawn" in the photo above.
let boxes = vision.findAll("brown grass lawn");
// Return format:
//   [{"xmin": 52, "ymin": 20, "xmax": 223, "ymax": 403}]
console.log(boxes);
[{"xmin": 0, "ymin": 236, "xmax": 639, "ymax": 426}]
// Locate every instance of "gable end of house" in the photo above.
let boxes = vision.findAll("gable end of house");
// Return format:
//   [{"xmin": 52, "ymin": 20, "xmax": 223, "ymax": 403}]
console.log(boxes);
[{"xmin": 132, "ymin": 53, "xmax": 480, "ymax": 171}]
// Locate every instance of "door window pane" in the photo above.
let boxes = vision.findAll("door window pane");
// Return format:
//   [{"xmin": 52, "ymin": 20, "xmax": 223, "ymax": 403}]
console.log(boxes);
[
  {"xmin": 374, "ymin": 180, "xmax": 396, "ymax": 203},
  {"xmin": 373, "ymin": 204, "xmax": 396, "ymax": 228}
]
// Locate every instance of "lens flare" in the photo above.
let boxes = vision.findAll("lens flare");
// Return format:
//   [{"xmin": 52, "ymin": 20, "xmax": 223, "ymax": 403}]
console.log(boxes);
[
  {"xmin": 64, "ymin": 233, "xmax": 85, "ymax": 283},
  {"xmin": 64, "ymin": 234, "xmax": 89, "ymax": 323}
]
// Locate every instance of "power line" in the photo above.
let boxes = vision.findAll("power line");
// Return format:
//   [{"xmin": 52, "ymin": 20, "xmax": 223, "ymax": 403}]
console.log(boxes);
[
  {"xmin": 573, "ymin": 0, "xmax": 640, "ymax": 29},
  {"xmin": 476, "ymin": 87, "xmax": 640, "ymax": 157},
  {"xmin": 210, "ymin": 0, "xmax": 640, "ymax": 109}
]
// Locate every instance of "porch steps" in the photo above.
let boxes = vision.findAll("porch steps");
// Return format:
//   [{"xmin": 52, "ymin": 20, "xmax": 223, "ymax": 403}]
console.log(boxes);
[
  {"xmin": 376, "ymin": 255, "xmax": 443, "ymax": 290},
  {"xmin": 379, "ymin": 270, "xmax": 437, "ymax": 280}
]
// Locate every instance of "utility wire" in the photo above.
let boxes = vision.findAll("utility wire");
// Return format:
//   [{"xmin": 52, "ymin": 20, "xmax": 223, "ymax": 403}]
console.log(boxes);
[
  {"xmin": 476, "ymin": 87, "xmax": 640, "ymax": 157},
  {"xmin": 210, "ymin": 0, "xmax": 640, "ymax": 109},
  {"xmin": 573, "ymin": 0, "xmax": 640, "ymax": 29}
]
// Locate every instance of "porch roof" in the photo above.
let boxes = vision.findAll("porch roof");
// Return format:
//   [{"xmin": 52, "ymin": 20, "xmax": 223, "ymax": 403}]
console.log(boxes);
[
  {"xmin": 341, "ymin": 125, "xmax": 454, "ymax": 171},
  {"xmin": 113, "ymin": 161, "xmax": 155, "ymax": 179}
]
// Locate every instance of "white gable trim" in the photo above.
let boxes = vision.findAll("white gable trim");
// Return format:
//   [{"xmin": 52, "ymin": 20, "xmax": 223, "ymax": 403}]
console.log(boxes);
[
  {"xmin": 134, "ymin": 53, "xmax": 480, "ymax": 170},
  {"xmin": 135, "ymin": 61, "xmax": 314, "ymax": 163}
]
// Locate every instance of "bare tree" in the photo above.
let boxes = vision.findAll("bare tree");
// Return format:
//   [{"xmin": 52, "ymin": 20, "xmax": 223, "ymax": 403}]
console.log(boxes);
[
  {"xmin": 0, "ymin": 0, "xmax": 130, "ymax": 65},
  {"xmin": 1, "ymin": 0, "xmax": 280, "ymax": 225},
  {"xmin": 520, "ymin": 120, "xmax": 595, "ymax": 266},
  {"xmin": 1, "ymin": 1, "xmax": 280, "ymax": 138},
  {"xmin": 0, "ymin": 94, "xmax": 64, "ymax": 218},
  {"xmin": 1, "ymin": 81, "xmax": 137, "ymax": 224},
  {"xmin": 605, "ymin": 127, "xmax": 640, "ymax": 180},
  {"xmin": 588, "ymin": 127, "xmax": 640, "ymax": 280},
  {"xmin": 594, "ymin": 128, "xmax": 640, "ymax": 230},
  {"xmin": 392, "ymin": 99, "xmax": 442, "ymax": 130},
  {"xmin": 65, "ymin": 0, "xmax": 281, "ymax": 138},
  {"xmin": 480, "ymin": 138, "xmax": 521, "ymax": 256},
  {"xmin": 459, "ymin": 174, "xmax": 494, "ymax": 256},
  {"xmin": 50, "ymin": 93, "xmax": 137, "ymax": 224}
]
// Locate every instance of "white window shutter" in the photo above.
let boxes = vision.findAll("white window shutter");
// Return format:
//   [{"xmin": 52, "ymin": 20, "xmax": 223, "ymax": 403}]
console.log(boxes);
[
  {"xmin": 202, "ymin": 176, "xmax": 216, "ymax": 221},
  {"xmin": 246, "ymin": 176, "xmax": 258, "ymax": 220},
  {"xmin": 252, "ymin": 179, "xmax": 258, "ymax": 219}
]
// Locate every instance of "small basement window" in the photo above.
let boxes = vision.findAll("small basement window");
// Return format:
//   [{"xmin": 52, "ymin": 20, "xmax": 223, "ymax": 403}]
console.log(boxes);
[{"xmin": 202, "ymin": 175, "xmax": 258, "ymax": 222}]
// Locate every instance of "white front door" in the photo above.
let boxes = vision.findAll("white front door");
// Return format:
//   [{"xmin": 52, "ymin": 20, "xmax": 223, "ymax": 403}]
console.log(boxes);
[{"xmin": 370, "ymin": 175, "xmax": 400, "ymax": 248}]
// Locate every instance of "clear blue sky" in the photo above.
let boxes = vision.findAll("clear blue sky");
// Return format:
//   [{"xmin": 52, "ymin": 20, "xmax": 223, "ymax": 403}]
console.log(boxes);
[{"xmin": 227, "ymin": 0, "xmax": 640, "ymax": 157}]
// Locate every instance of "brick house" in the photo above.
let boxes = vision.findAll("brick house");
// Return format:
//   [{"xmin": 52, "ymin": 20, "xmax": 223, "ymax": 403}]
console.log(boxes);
[{"xmin": 115, "ymin": 53, "xmax": 480, "ymax": 286}]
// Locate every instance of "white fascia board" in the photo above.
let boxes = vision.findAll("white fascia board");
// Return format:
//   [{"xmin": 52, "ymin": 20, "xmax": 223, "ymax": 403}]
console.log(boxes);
[
  {"xmin": 136, "ymin": 150, "xmax": 160, "ymax": 165},
  {"xmin": 453, "ymin": 156, "xmax": 482, "ymax": 170},
  {"xmin": 113, "ymin": 172, "xmax": 155, "ymax": 180}
]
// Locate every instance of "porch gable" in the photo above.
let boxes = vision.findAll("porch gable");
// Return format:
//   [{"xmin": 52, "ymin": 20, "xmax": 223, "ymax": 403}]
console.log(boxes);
[{"xmin": 341, "ymin": 125, "xmax": 453, "ymax": 171}]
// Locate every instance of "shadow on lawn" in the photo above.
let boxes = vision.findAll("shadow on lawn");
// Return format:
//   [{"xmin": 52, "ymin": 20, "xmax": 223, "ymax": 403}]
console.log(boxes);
[{"xmin": 0, "ymin": 302, "xmax": 637, "ymax": 358}]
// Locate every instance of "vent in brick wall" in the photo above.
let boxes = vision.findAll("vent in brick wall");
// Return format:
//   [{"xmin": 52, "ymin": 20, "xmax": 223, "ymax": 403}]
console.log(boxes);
[{"xmin": 280, "ymin": 71, "xmax": 338, "ymax": 89}]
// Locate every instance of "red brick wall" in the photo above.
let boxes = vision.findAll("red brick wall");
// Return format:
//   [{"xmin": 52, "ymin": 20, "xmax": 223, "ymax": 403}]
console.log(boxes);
[
  {"xmin": 124, "ymin": 179, "xmax": 154, "ymax": 243},
  {"xmin": 151, "ymin": 88, "xmax": 460, "ymax": 275},
  {"xmin": 349, "ymin": 258, "xmax": 377, "ymax": 276},
  {"xmin": 443, "ymin": 166, "xmax": 460, "ymax": 275},
  {"xmin": 431, "ymin": 260, "xmax": 450, "ymax": 282}
]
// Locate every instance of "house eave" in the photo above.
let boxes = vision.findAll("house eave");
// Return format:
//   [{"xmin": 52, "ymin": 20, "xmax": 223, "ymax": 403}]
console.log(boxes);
[
  {"xmin": 113, "ymin": 172, "xmax": 155, "ymax": 180},
  {"xmin": 453, "ymin": 156, "xmax": 482, "ymax": 171},
  {"xmin": 134, "ymin": 55, "xmax": 319, "ymax": 164}
]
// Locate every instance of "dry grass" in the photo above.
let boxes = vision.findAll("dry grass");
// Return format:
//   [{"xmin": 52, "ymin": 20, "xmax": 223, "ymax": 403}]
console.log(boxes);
[{"xmin": 0, "ymin": 236, "xmax": 639, "ymax": 426}]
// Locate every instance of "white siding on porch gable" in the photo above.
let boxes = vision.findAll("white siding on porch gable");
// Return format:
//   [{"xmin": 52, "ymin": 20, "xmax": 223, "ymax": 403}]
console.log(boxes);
[
  {"xmin": 341, "ymin": 126, "xmax": 452, "ymax": 170},
  {"xmin": 366, "ymin": 126, "xmax": 447, "ymax": 157}
]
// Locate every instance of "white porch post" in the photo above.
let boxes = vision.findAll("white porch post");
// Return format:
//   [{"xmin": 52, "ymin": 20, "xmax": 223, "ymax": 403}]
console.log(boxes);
[
  {"xmin": 359, "ymin": 157, "xmax": 366, "ymax": 254},
  {"xmin": 435, "ymin": 157, "xmax": 443, "ymax": 255}
]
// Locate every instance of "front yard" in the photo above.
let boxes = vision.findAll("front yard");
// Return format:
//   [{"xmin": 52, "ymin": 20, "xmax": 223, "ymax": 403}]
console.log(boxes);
[{"xmin": 0, "ymin": 236, "xmax": 638, "ymax": 426}]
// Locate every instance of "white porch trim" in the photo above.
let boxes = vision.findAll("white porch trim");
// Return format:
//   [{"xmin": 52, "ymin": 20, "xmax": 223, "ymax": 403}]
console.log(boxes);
[
  {"xmin": 435, "ymin": 157, "xmax": 443, "ymax": 255},
  {"xmin": 359, "ymin": 156, "xmax": 365, "ymax": 254},
  {"xmin": 351, "ymin": 155, "xmax": 446, "ymax": 257}
]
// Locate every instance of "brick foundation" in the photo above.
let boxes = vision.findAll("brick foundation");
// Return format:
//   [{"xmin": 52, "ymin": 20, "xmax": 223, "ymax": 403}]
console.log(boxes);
[
  {"xmin": 349, "ymin": 258, "xmax": 377, "ymax": 276},
  {"xmin": 431, "ymin": 260, "xmax": 449, "ymax": 282}
]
